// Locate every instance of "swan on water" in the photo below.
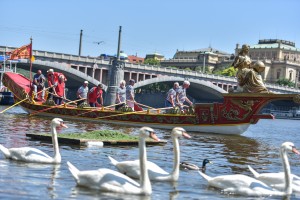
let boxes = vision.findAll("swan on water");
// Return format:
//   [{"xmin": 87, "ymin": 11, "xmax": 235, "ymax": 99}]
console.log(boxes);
[
  {"xmin": 248, "ymin": 142, "xmax": 300, "ymax": 192},
  {"xmin": 67, "ymin": 127, "xmax": 159, "ymax": 195},
  {"xmin": 0, "ymin": 118, "xmax": 67, "ymax": 164},
  {"xmin": 108, "ymin": 127, "xmax": 190, "ymax": 182},
  {"xmin": 180, "ymin": 159, "xmax": 212, "ymax": 172},
  {"xmin": 198, "ymin": 141, "xmax": 298, "ymax": 196}
]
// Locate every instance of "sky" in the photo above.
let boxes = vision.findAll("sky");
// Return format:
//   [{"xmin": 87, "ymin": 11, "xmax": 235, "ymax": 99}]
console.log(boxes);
[{"xmin": 0, "ymin": 0, "xmax": 299, "ymax": 59}]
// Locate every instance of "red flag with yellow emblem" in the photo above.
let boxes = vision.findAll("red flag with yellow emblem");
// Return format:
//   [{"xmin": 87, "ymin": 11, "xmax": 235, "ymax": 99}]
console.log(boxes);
[{"xmin": 8, "ymin": 43, "xmax": 32, "ymax": 60}]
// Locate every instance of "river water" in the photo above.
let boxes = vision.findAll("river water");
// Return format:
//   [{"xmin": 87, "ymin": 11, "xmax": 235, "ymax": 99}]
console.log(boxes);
[{"xmin": 0, "ymin": 105, "xmax": 299, "ymax": 200}]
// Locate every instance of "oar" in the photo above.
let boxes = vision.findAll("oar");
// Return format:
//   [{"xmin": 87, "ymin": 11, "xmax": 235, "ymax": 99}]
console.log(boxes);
[
  {"xmin": 76, "ymin": 102, "xmax": 125, "ymax": 117},
  {"xmin": 29, "ymin": 98, "xmax": 86, "ymax": 116},
  {"xmin": 0, "ymin": 98, "xmax": 29, "ymax": 114},
  {"xmin": 97, "ymin": 109, "xmax": 147, "ymax": 119},
  {"xmin": 47, "ymin": 92, "xmax": 77, "ymax": 104},
  {"xmin": 0, "ymin": 86, "xmax": 51, "ymax": 114},
  {"xmin": 134, "ymin": 101, "xmax": 155, "ymax": 109},
  {"xmin": 103, "ymin": 102, "xmax": 125, "ymax": 109}
]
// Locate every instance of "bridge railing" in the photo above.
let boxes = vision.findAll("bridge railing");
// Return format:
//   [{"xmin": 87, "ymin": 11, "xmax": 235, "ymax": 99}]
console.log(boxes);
[{"xmin": 0, "ymin": 46, "xmax": 110, "ymax": 65}]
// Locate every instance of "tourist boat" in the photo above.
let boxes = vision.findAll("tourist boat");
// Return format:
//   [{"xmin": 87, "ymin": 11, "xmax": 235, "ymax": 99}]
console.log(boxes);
[{"xmin": 2, "ymin": 72, "xmax": 300, "ymax": 135}]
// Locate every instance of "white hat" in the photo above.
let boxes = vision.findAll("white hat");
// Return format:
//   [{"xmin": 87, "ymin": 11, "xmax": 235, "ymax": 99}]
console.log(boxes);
[
  {"xmin": 47, "ymin": 69, "xmax": 54, "ymax": 73},
  {"xmin": 183, "ymin": 80, "xmax": 190, "ymax": 85},
  {"xmin": 84, "ymin": 81, "xmax": 88, "ymax": 84}
]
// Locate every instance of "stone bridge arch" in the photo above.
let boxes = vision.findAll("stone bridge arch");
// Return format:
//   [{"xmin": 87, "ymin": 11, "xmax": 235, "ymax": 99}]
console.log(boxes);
[
  {"xmin": 18, "ymin": 60, "xmax": 108, "ymax": 91},
  {"xmin": 134, "ymin": 76, "xmax": 227, "ymax": 102}
]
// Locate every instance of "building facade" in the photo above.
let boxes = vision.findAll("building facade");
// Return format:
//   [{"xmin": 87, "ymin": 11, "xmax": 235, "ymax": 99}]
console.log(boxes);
[{"xmin": 160, "ymin": 47, "xmax": 232, "ymax": 72}]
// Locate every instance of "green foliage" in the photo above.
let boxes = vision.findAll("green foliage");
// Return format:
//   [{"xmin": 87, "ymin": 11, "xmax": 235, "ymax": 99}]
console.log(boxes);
[
  {"xmin": 276, "ymin": 78, "xmax": 295, "ymax": 87},
  {"xmin": 184, "ymin": 67, "xmax": 192, "ymax": 71},
  {"xmin": 144, "ymin": 58, "xmax": 160, "ymax": 66},
  {"xmin": 215, "ymin": 66, "xmax": 237, "ymax": 77},
  {"xmin": 46, "ymin": 130, "xmax": 139, "ymax": 141},
  {"xmin": 139, "ymin": 82, "xmax": 170, "ymax": 93},
  {"xmin": 16, "ymin": 68, "xmax": 32, "ymax": 79},
  {"xmin": 195, "ymin": 66, "xmax": 202, "ymax": 72}
]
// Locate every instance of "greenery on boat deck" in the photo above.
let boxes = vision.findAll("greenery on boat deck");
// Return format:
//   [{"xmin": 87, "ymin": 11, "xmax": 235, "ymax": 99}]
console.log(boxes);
[{"xmin": 46, "ymin": 130, "xmax": 140, "ymax": 141}]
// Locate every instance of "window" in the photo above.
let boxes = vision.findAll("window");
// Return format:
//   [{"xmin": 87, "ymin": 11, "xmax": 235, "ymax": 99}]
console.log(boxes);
[
  {"xmin": 276, "ymin": 70, "xmax": 281, "ymax": 79},
  {"xmin": 289, "ymin": 70, "xmax": 293, "ymax": 80}
]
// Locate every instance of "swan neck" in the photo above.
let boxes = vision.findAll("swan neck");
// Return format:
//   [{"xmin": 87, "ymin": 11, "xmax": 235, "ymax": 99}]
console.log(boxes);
[
  {"xmin": 139, "ymin": 137, "xmax": 151, "ymax": 194},
  {"xmin": 281, "ymin": 148, "xmax": 292, "ymax": 194},
  {"xmin": 51, "ymin": 125, "xmax": 61, "ymax": 163},
  {"xmin": 171, "ymin": 136, "xmax": 180, "ymax": 180}
]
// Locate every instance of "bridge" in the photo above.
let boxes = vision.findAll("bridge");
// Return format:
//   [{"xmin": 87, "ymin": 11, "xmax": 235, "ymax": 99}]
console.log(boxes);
[{"xmin": 1, "ymin": 46, "xmax": 300, "ymax": 104}]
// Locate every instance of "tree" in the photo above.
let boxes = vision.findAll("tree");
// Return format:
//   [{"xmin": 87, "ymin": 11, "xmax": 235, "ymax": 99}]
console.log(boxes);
[
  {"xmin": 276, "ymin": 78, "xmax": 295, "ymax": 87},
  {"xmin": 195, "ymin": 66, "xmax": 202, "ymax": 72},
  {"xmin": 213, "ymin": 66, "xmax": 237, "ymax": 77},
  {"xmin": 144, "ymin": 58, "xmax": 160, "ymax": 66}
]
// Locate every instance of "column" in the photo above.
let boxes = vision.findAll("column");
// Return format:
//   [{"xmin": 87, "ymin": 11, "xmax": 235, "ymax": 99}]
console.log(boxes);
[{"xmin": 104, "ymin": 59, "xmax": 125, "ymax": 106}]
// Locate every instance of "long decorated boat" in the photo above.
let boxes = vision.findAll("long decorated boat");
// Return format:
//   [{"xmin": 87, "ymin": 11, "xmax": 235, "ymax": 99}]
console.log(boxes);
[{"xmin": 3, "ymin": 72, "xmax": 300, "ymax": 135}]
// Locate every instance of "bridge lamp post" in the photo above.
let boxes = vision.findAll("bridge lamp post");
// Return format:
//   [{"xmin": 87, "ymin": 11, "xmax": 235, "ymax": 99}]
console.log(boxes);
[
  {"xmin": 201, "ymin": 52, "xmax": 208, "ymax": 73},
  {"xmin": 295, "ymin": 69, "xmax": 299, "ymax": 88}
]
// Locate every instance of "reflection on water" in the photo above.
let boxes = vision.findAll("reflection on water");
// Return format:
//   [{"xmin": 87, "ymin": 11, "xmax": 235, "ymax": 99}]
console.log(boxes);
[{"xmin": 0, "ymin": 106, "xmax": 300, "ymax": 199}]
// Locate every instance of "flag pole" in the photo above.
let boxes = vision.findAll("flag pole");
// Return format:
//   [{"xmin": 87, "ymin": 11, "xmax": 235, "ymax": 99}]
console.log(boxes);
[{"xmin": 29, "ymin": 37, "xmax": 33, "ymax": 84}]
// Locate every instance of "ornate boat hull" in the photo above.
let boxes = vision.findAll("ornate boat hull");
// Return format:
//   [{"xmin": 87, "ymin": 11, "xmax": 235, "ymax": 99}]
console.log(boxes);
[{"xmin": 3, "ymin": 72, "xmax": 300, "ymax": 135}]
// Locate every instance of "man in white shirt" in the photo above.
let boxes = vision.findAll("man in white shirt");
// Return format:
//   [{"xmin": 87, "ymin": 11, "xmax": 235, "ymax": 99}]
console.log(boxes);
[
  {"xmin": 176, "ymin": 80, "xmax": 193, "ymax": 111},
  {"xmin": 76, "ymin": 81, "xmax": 89, "ymax": 106}
]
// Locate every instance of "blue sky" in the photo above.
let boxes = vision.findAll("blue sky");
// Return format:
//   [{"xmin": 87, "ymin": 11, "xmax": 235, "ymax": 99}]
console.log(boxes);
[{"xmin": 0, "ymin": 0, "xmax": 299, "ymax": 59}]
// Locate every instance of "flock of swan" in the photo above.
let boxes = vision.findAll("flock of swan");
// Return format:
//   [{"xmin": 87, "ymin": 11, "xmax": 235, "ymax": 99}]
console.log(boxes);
[{"xmin": 0, "ymin": 118, "xmax": 299, "ymax": 197}]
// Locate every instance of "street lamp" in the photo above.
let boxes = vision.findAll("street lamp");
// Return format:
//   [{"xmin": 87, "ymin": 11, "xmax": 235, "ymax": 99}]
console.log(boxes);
[
  {"xmin": 295, "ymin": 70, "xmax": 299, "ymax": 88},
  {"xmin": 201, "ymin": 52, "xmax": 208, "ymax": 73}
]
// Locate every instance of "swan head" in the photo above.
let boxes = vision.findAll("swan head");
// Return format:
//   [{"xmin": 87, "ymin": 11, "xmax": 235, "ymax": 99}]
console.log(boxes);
[
  {"xmin": 281, "ymin": 142, "xmax": 300, "ymax": 155},
  {"xmin": 171, "ymin": 127, "xmax": 191, "ymax": 139},
  {"xmin": 140, "ymin": 127, "xmax": 160, "ymax": 141},
  {"xmin": 51, "ymin": 118, "xmax": 68, "ymax": 129}
]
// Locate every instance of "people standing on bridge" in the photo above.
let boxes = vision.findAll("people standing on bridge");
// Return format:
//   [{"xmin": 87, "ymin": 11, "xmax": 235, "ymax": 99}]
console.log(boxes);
[
  {"xmin": 88, "ymin": 84, "xmax": 103, "ymax": 107},
  {"xmin": 126, "ymin": 79, "xmax": 137, "ymax": 111},
  {"xmin": 32, "ymin": 70, "xmax": 46, "ymax": 101},
  {"xmin": 76, "ymin": 81, "xmax": 89, "ymax": 106},
  {"xmin": 53, "ymin": 75, "xmax": 66, "ymax": 105},
  {"xmin": 176, "ymin": 80, "xmax": 193, "ymax": 112},
  {"xmin": 115, "ymin": 80, "xmax": 126, "ymax": 110},
  {"xmin": 165, "ymin": 82, "xmax": 179, "ymax": 108}
]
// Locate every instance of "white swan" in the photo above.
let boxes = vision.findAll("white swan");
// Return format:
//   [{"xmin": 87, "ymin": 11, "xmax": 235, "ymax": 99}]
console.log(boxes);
[
  {"xmin": 180, "ymin": 159, "xmax": 212, "ymax": 172},
  {"xmin": 67, "ymin": 127, "xmax": 159, "ymax": 195},
  {"xmin": 0, "ymin": 118, "xmax": 67, "ymax": 164},
  {"xmin": 248, "ymin": 142, "xmax": 300, "ymax": 192},
  {"xmin": 198, "ymin": 141, "xmax": 297, "ymax": 196},
  {"xmin": 108, "ymin": 127, "xmax": 190, "ymax": 182}
]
